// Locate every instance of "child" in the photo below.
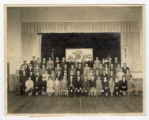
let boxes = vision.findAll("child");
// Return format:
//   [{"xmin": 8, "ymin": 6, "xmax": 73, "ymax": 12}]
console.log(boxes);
[
  {"xmin": 96, "ymin": 76, "xmax": 102, "ymax": 96},
  {"xmin": 25, "ymin": 77, "xmax": 34, "ymax": 96},
  {"xmin": 54, "ymin": 77, "xmax": 60, "ymax": 96},
  {"xmin": 120, "ymin": 75, "xmax": 127, "ymax": 96},
  {"xmin": 60, "ymin": 76, "xmax": 68, "ymax": 96},
  {"xmin": 102, "ymin": 77, "xmax": 109, "ymax": 96},
  {"xmin": 46, "ymin": 77, "xmax": 54, "ymax": 96},
  {"xmin": 109, "ymin": 77, "xmax": 115, "ymax": 96}
]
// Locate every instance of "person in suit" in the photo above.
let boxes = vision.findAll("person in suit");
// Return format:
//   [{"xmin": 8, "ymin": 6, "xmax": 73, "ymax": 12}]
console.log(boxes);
[
  {"xmin": 113, "ymin": 57, "xmax": 120, "ymax": 69},
  {"xmin": 68, "ymin": 75, "xmax": 75, "ymax": 97},
  {"xmin": 61, "ymin": 57, "xmax": 66, "ymax": 68},
  {"xmin": 29, "ymin": 71, "xmax": 35, "ymax": 82},
  {"xmin": 120, "ymin": 75, "xmax": 128, "ymax": 96},
  {"xmin": 102, "ymin": 76, "xmax": 109, "ymax": 96},
  {"xmin": 96, "ymin": 76, "xmax": 102, "ymax": 96},
  {"xmin": 20, "ymin": 70, "xmax": 28, "ymax": 95},
  {"xmin": 47, "ymin": 57, "xmax": 54, "ymax": 69},
  {"xmin": 34, "ymin": 76, "xmax": 39, "ymax": 96},
  {"xmin": 76, "ymin": 63, "xmax": 83, "ymax": 75},
  {"xmin": 41, "ymin": 57, "xmax": 46, "ymax": 68},
  {"xmin": 55, "ymin": 57, "xmax": 60, "ymax": 67},
  {"xmin": 30, "ymin": 56, "xmax": 37, "ymax": 67},
  {"xmin": 40, "ymin": 64, "xmax": 46, "ymax": 75},
  {"xmin": 60, "ymin": 76, "xmax": 68, "ymax": 96},
  {"xmin": 127, "ymin": 76, "xmax": 138, "ymax": 96},
  {"xmin": 41, "ymin": 77, "xmax": 47, "ymax": 96},
  {"xmin": 25, "ymin": 77, "xmax": 34, "ymax": 96},
  {"xmin": 114, "ymin": 77, "xmax": 120, "ymax": 96},
  {"xmin": 46, "ymin": 77, "xmax": 54, "ymax": 96},
  {"xmin": 26, "ymin": 63, "xmax": 33, "ymax": 77},
  {"xmin": 75, "ymin": 76, "xmax": 82, "ymax": 97},
  {"xmin": 89, "ymin": 75, "xmax": 96, "ymax": 96},
  {"xmin": 94, "ymin": 57, "xmax": 100, "ymax": 68},
  {"xmin": 122, "ymin": 63, "xmax": 130, "ymax": 74},
  {"xmin": 82, "ymin": 75, "xmax": 89, "ymax": 96}
]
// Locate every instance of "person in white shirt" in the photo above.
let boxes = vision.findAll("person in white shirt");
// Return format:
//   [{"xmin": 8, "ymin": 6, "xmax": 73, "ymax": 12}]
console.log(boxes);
[
  {"xmin": 25, "ymin": 77, "xmax": 34, "ymax": 96},
  {"xmin": 47, "ymin": 77, "xmax": 54, "ymax": 96}
]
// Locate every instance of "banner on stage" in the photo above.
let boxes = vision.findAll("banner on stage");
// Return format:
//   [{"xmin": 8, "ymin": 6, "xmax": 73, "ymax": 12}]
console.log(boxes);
[{"xmin": 65, "ymin": 48, "xmax": 93, "ymax": 62}]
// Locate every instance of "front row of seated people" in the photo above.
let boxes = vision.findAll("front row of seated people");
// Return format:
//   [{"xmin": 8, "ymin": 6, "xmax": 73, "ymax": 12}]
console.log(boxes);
[{"xmin": 23, "ymin": 71, "xmax": 138, "ymax": 97}]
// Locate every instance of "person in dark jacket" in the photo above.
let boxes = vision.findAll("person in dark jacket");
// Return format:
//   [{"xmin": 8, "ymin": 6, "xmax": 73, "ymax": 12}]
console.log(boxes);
[
  {"xmin": 68, "ymin": 75, "xmax": 75, "ymax": 97},
  {"xmin": 89, "ymin": 75, "xmax": 96, "ymax": 96},
  {"xmin": 102, "ymin": 76, "xmax": 109, "ymax": 96},
  {"xmin": 75, "ymin": 76, "xmax": 82, "ymax": 97},
  {"xmin": 20, "ymin": 70, "xmax": 28, "ymax": 95},
  {"xmin": 120, "ymin": 75, "xmax": 128, "ymax": 96},
  {"xmin": 82, "ymin": 76, "xmax": 89, "ymax": 96}
]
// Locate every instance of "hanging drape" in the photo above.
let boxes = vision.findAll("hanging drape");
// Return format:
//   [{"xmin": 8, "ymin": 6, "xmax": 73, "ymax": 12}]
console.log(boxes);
[{"xmin": 21, "ymin": 21, "xmax": 142, "ymax": 72}]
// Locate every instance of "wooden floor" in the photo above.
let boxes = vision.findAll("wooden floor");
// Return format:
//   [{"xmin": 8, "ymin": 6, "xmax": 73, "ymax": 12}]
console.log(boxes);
[{"xmin": 7, "ymin": 93, "xmax": 143, "ymax": 114}]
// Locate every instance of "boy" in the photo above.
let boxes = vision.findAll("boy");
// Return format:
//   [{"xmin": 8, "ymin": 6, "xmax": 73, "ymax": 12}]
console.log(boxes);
[{"xmin": 25, "ymin": 77, "xmax": 34, "ymax": 96}]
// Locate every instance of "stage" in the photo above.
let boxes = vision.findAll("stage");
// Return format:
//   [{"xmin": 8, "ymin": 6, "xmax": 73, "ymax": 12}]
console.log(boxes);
[{"xmin": 7, "ymin": 92, "xmax": 143, "ymax": 114}]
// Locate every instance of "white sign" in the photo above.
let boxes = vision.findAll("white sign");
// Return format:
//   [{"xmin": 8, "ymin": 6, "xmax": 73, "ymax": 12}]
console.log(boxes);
[{"xmin": 65, "ymin": 48, "xmax": 93, "ymax": 62}]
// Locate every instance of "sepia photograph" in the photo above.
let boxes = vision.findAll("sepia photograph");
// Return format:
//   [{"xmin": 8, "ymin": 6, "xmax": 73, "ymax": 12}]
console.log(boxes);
[{"xmin": 5, "ymin": 5, "xmax": 145, "ymax": 115}]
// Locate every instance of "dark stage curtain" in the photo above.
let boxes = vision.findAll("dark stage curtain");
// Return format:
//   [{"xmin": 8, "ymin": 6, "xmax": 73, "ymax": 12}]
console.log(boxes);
[{"xmin": 41, "ymin": 33, "xmax": 121, "ymax": 61}]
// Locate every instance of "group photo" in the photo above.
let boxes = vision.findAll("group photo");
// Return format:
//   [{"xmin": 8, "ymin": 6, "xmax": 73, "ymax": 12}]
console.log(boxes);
[{"xmin": 6, "ymin": 5, "xmax": 145, "ymax": 115}]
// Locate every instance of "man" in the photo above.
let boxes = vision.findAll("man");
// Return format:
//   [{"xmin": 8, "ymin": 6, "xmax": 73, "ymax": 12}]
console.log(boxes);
[
  {"xmin": 20, "ymin": 70, "xmax": 28, "ymax": 95},
  {"xmin": 25, "ymin": 77, "xmax": 34, "ymax": 96},
  {"xmin": 120, "ymin": 75, "xmax": 128, "ymax": 96},
  {"xmin": 75, "ymin": 76, "xmax": 82, "ymax": 97},
  {"xmin": 34, "ymin": 76, "xmax": 39, "ymax": 96},
  {"xmin": 82, "ymin": 76, "xmax": 89, "ymax": 96},
  {"xmin": 122, "ymin": 63, "xmax": 130, "ymax": 74},
  {"xmin": 47, "ymin": 57, "xmax": 54, "ymax": 69},
  {"xmin": 68, "ymin": 75, "xmax": 75, "ymax": 97},
  {"xmin": 30, "ymin": 56, "xmax": 36, "ymax": 67},
  {"xmin": 41, "ymin": 77, "xmax": 47, "ymax": 95},
  {"xmin": 127, "ymin": 76, "xmax": 138, "ymax": 96},
  {"xmin": 94, "ymin": 57, "xmax": 100, "ymax": 68},
  {"xmin": 89, "ymin": 75, "xmax": 96, "ymax": 96},
  {"xmin": 102, "ymin": 77, "xmax": 109, "ymax": 96}
]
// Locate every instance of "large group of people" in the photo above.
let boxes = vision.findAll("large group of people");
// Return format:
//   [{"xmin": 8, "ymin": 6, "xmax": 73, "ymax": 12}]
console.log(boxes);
[{"xmin": 16, "ymin": 55, "xmax": 138, "ymax": 97}]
